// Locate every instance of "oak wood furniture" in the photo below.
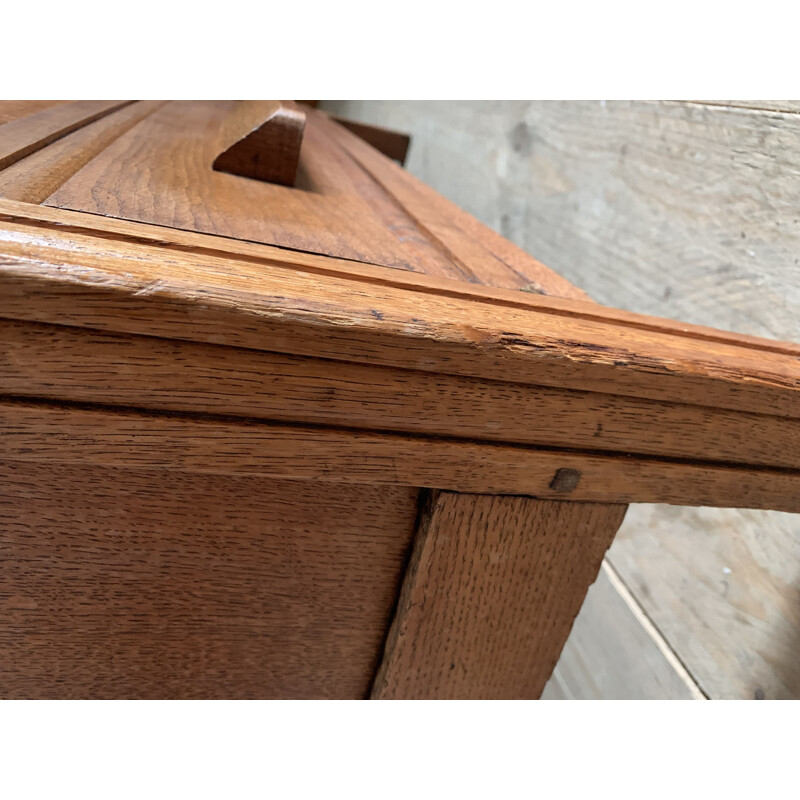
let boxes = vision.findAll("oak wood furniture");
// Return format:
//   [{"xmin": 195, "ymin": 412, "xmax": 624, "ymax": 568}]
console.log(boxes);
[{"xmin": 1, "ymin": 100, "xmax": 799, "ymax": 699}]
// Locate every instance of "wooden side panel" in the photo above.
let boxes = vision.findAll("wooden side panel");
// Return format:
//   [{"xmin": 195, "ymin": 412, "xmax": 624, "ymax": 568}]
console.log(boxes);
[
  {"xmin": 0, "ymin": 460, "xmax": 419, "ymax": 699},
  {"xmin": 43, "ymin": 100, "xmax": 464, "ymax": 277},
  {"xmin": 372, "ymin": 493, "xmax": 627, "ymax": 699}
]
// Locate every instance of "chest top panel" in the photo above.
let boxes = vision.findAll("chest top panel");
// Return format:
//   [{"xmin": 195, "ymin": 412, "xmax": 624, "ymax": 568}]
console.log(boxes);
[{"xmin": 0, "ymin": 100, "xmax": 584, "ymax": 299}]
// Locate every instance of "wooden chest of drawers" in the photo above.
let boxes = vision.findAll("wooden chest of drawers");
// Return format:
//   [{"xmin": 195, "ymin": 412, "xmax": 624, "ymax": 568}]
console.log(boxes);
[{"xmin": 1, "ymin": 100, "xmax": 798, "ymax": 698}]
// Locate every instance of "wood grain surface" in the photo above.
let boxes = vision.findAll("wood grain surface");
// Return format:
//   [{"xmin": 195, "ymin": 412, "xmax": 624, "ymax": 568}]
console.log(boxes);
[
  {"xmin": 3, "ymin": 318, "xmax": 800, "ymax": 472},
  {"xmin": 42, "ymin": 101, "xmax": 472, "ymax": 280},
  {"xmin": 0, "ymin": 101, "xmax": 69, "ymax": 126},
  {"xmin": 372, "ymin": 493, "xmax": 626, "ymax": 699},
  {"xmin": 213, "ymin": 100, "xmax": 306, "ymax": 186},
  {"xmin": 0, "ymin": 100, "xmax": 130, "ymax": 171},
  {"xmin": 0, "ymin": 460, "xmax": 419, "ymax": 698},
  {"xmin": 322, "ymin": 101, "xmax": 800, "ymax": 699},
  {"xmin": 31, "ymin": 101, "xmax": 584, "ymax": 296},
  {"xmin": 4, "ymin": 400, "xmax": 800, "ymax": 511},
  {"xmin": 0, "ymin": 101, "xmax": 167, "ymax": 203},
  {"xmin": 5, "ymin": 99, "xmax": 800, "ymax": 699},
  {"xmin": 1, "ymin": 211, "xmax": 798, "ymax": 424}
]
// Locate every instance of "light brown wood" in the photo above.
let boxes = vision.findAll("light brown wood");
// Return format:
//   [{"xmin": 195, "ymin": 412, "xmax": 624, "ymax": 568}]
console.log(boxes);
[
  {"xmin": 3, "ymin": 318, "xmax": 800, "ymax": 471},
  {"xmin": 0, "ymin": 101, "xmax": 167, "ymax": 203},
  {"xmin": 39, "ymin": 101, "xmax": 584, "ymax": 295},
  {"xmin": 43, "ymin": 100, "xmax": 464, "ymax": 279},
  {"xmin": 3, "ymin": 100, "xmax": 800, "ymax": 700},
  {"xmin": 0, "ymin": 459, "xmax": 419, "ymax": 698},
  {"xmin": 213, "ymin": 100, "xmax": 306, "ymax": 186},
  {"xmin": 0, "ymin": 196, "xmax": 777, "ymax": 348},
  {"xmin": 0, "ymin": 101, "xmax": 69, "ymax": 126},
  {"xmin": 0, "ymin": 100, "xmax": 130, "ymax": 171},
  {"xmin": 331, "ymin": 100, "xmax": 800, "ymax": 700},
  {"xmin": 4, "ymin": 400, "xmax": 799, "ymax": 512},
  {"xmin": 1, "ymin": 212, "xmax": 798, "ymax": 422},
  {"xmin": 372, "ymin": 493, "xmax": 626, "ymax": 699}
]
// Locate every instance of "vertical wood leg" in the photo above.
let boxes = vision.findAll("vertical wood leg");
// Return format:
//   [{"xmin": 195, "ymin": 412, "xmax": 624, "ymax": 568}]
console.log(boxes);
[{"xmin": 371, "ymin": 492, "xmax": 627, "ymax": 699}]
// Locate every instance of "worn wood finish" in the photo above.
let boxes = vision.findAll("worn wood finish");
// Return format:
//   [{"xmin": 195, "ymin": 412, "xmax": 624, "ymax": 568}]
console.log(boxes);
[
  {"xmin": 326, "ymin": 100, "xmax": 800, "ymax": 700},
  {"xmin": 44, "ymin": 100, "xmax": 464, "ymax": 279},
  {"xmin": 4, "ymin": 400, "xmax": 800, "ymax": 512},
  {"xmin": 4, "ymin": 99, "xmax": 800, "ymax": 700},
  {"xmin": 318, "ymin": 111, "xmax": 588, "ymax": 297},
  {"xmin": 0, "ymin": 196, "xmax": 589, "ymax": 306},
  {"xmin": 1, "ymin": 215, "xmax": 798, "ymax": 423},
  {"xmin": 372, "ymin": 493, "xmax": 626, "ymax": 699},
  {"xmin": 0, "ymin": 459, "xmax": 419, "ymax": 699},
  {"xmin": 0, "ymin": 101, "xmax": 167, "ymax": 203},
  {"xmin": 0, "ymin": 100, "xmax": 130, "ymax": 171},
  {"xmin": 39, "ymin": 101, "xmax": 584, "ymax": 295},
  {"xmin": 4, "ymin": 318, "xmax": 800, "ymax": 471},
  {"xmin": 0, "ymin": 101, "xmax": 69, "ymax": 126},
  {"xmin": 213, "ymin": 100, "xmax": 306, "ymax": 186},
  {"xmin": 2, "ymin": 195, "xmax": 780, "ymax": 350},
  {"xmin": 541, "ymin": 563, "xmax": 704, "ymax": 700}
]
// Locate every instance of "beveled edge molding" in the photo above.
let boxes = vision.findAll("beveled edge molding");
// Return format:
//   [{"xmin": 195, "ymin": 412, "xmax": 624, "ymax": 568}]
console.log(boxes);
[{"xmin": 2, "ymin": 399, "xmax": 800, "ymax": 512}]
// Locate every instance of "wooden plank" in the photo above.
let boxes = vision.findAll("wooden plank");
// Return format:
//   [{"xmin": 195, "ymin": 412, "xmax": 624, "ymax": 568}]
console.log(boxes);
[
  {"xmin": 0, "ymin": 101, "xmax": 69, "ymax": 126},
  {"xmin": 372, "ymin": 493, "xmax": 626, "ymax": 699},
  {"xmin": 4, "ymin": 400, "xmax": 800, "ymax": 512},
  {"xmin": 0, "ymin": 101, "xmax": 166, "ymax": 203},
  {"xmin": 0, "ymin": 101, "xmax": 131, "ymax": 171},
  {"xmin": 541, "ymin": 563, "xmax": 705, "ymax": 699},
  {"xmin": 4, "ymin": 318, "xmax": 800, "ymax": 471},
  {"xmin": 0, "ymin": 459, "xmax": 419, "ymax": 698},
  {"xmin": 0, "ymin": 216, "xmax": 799, "ymax": 422},
  {"xmin": 1, "ymin": 197, "xmax": 790, "ymax": 356}
]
